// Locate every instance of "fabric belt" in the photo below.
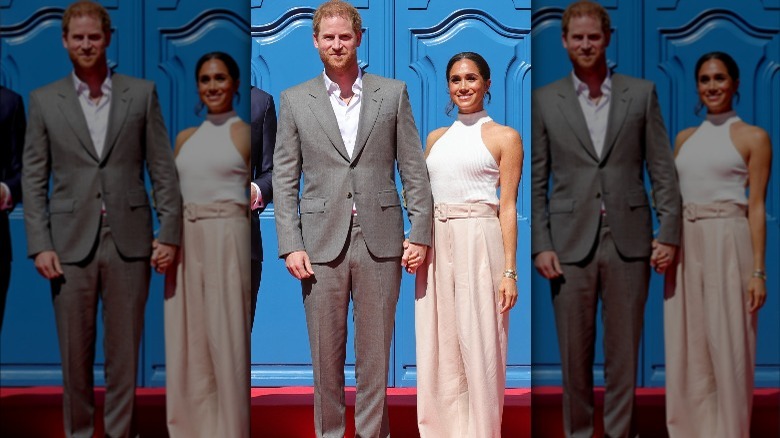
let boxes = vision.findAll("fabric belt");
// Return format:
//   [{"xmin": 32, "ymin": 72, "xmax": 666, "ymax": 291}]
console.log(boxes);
[
  {"xmin": 683, "ymin": 202, "xmax": 746, "ymax": 222},
  {"xmin": 183, "ymin": 202, "xmax": 248, "ymax": 221},
  {"xmin": 434, "ymin": 203, "xmax": 498, "ymax": 222}
]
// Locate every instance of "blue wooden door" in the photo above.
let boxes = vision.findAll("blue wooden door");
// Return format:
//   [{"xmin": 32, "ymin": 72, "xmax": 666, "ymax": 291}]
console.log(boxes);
[
  {"xmin": 641, "ymin": 0, "xmax": 780, "ymax": 388},
  {"xmin": 531, "ymin": 0, "xmax": 780, "ymax": 388},
  {"xmin": 250, "ymin": 1, "xmax": 396, "ymax": 387},
  {"xmin": 0, "ymin": 0, "xmax": 247, "ymax": 387},
  {"xmin": 0, "ymin": 0, "xmax": 142, "ymax": 386},
  {"xmin": 392, "ymin": 0, "xmax": 532, "ymax": 389},
  {"xmin": 251, "ymin": 0, "xmax": 532, "ymax": 388},
  {"xmin": 530, "ymin": 0, "xmax": 645, "ymax": 387},
  {"xmin": 142, "ymin": 0, "xmax": 250, "ymax": 387}
]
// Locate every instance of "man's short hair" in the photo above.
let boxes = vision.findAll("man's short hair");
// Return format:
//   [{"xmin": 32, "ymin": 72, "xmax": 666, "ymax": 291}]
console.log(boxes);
[
  {"xmin": 62, "ymin": 1, "xmax": 112, "ymax": 36},
  {"xmin": 561, "ymin": 0, "xmax": 611, "ymax": 37},
  {"xmin": 312, "ymin": 0, "xmax": 362, "ymax": 37}
]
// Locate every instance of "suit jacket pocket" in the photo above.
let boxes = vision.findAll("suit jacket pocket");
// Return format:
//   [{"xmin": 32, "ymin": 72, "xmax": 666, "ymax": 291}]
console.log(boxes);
[
  {"xmin": 300, "ymin": 197, "xmax": 326, "ymax": 214},
  {"xmin": 627, "ymin": 191, "xmax": 649, "ymax": 209},
  {"xmin": 128, "ymin": 190, "xmax": 150, "ymax": 209},
  {"xmin": 49, "ymin": 198, "xmax": 74, "ymax": 214},
  {"xmin": 549, "ymin": 198, "xmax": 574, "ymax": 214},
  {"xmin": 378, "ymin": 190, "xmax": 401, "ymax": 209}
]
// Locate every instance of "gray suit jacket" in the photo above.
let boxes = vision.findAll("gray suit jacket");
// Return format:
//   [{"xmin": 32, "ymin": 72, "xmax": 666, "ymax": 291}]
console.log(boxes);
[
  {"xmin": 273, "ymin": 73, "xmax": 432, "ymax": 263},
  {"xmin": 531, "ymin": 73, "xmax": 681, "ymax": 263},
  {"xmin": 22, "ymin": 73, "xmax": 182, "ymax": 263}
]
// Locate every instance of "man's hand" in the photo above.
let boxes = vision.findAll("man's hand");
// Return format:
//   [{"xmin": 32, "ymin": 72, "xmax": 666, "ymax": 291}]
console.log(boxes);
[
  {"xmin": 401, "ymin": 239, "xmax": 427, "ymax": 274},
  {"xmin": 650, "ymin": 240, "xmax": 676, "ymax": 274},
  {"xmin": 151, "ymin": 240, "xmax": 177, "ymax": 274},
  {"xmin": 285, "ymin": 250, "xmax": 314, "ymax": 279},
  {"xmin": 250, "ymin": 183, "xmax": 258, "ymax": 208},
  {"xmin": 34, "ymin": 250, "xmax": 64, "ymax": 279},
  {"xmin": 534, "ymin": 250, "xmax": 563, "ymax": 279}
]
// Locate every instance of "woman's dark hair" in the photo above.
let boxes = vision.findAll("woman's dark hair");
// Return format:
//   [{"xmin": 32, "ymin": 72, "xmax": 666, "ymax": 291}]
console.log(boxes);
[
  {"xmin": 694, "ymin": 51, "xmax": 740, "ymax": 115},
  {"xmin": 195, "ymin": 51, "xmax": 241, "ymax": 114},
  {"xmin": 445, "ymin": 51, "xmax": 491, "ymax": 115}
]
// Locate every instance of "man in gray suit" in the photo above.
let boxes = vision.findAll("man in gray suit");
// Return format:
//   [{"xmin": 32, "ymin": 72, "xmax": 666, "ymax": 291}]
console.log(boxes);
[
  {"xmin": 273, "ymin": 1, "xmax": 432, "ymax": 436},
  {"xmin": 531, "ymin": 2, "xmax": 681, "ymax": 437},
  {"xmin": 22, "ymin": 2, "xmax": 181, "ymax": 437}
]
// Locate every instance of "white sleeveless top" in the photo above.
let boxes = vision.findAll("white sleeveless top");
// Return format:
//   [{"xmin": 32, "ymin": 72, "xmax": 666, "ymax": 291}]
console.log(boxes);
[
  {"xmin": 176, "ymin": 110, "xmax": 248, "ymax": 205},
  {"xmin": 675, "ymin": 110, "xmax": 748, "ymax": 205},
  {"xmin": 426, "ymin": 110, "xmax": 500, "ymax": 206}
]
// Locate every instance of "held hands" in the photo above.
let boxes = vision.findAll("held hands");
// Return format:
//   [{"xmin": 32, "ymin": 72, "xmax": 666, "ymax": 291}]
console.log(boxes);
[
  {"xmin": 285, "ymin": 250, "xmax": 314, "ymax": 280},
  {"xmin": 401, "ymin": 239, "xmax": 427, "ymax": 274},
  {"xmin": 151, "ymin": 239, "xmax": 177, "ymax": 274},
  {"xmin": 534, "ymin": 250, "xmax": 563, "ymax": 279},
  {"xmin": 34, "ymin": 250, "xmax": 64, "ymax": 279},
  {"xmin": 747, "ymin": 277, "xmax": 767, "ymax": 313},
  {"xmin": 650, "ymin": 240, "xmax": 676, "ymax": 274}
]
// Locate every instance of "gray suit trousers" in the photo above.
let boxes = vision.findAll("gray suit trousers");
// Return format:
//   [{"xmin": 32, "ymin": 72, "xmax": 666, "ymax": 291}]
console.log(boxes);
[
  {"xmin": 52, "ymin": 219, "xmax": 150, "ymax": 438},
  {"xmin": 302, "ymin": 216, "xmax": 401, "ymax": 438},
  {"xmin": 551, "ymin": 217, "xmax": 650, "ymax": 438}
]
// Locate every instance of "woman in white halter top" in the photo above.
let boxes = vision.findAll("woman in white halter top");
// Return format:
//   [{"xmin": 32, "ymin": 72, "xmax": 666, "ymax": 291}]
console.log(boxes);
[
  {"xmin": 413, "ymin": 52, "xmax": 523, "ymax": 438},
  {"xmin": 164, "ymin": 52, "xmax": 251, "ymax": 438},
  {"xmin": 664, "ymin": 52, "xmax": 772, "ymax": 438}
]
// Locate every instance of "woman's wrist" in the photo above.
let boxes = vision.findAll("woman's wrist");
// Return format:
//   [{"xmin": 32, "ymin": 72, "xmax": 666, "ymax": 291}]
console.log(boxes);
[
  {"xmin": 502, "ymin": 268, "xmax": 518, "ymax": 281},
  {"xmin": 752, "ymin": 269, "xmax": 767, "ymax": 281}
]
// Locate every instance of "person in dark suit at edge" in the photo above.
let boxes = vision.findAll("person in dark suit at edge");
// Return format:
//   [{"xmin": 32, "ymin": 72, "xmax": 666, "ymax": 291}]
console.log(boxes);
[
  {"xmin": 250, "ymin": 86, "xmax": 276, "ymax": 328},
  {"xmin": 0, "ymin": 85, "xmax": 25, "ymax": 332}
]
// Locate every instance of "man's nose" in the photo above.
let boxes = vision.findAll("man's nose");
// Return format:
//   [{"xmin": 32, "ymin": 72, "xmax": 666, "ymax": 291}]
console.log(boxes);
[{"xmin": 333, "ymin": 38, "xmax": 342, "ymax": 50}]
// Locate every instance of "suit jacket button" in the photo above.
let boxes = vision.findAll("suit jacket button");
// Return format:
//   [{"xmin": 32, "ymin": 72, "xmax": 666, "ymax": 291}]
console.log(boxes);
[
  {"xmin": 596, "ymin": 192, "xmax": 601, "ymax": 198},
  {"xmin": 96, "ymin": 193, "xmax": 101, "ymax": 199},
  {"xmin": 347, "ymin": 192, "xmax": 352, "ymax": 199}
]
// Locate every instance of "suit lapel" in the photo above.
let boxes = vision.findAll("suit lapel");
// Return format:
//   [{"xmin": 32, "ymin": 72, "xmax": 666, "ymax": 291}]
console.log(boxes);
[
  {"xmin": 56, "ymin": 78, "xmax": 99, "ymax": 162},
  {"xmin": 102, "ymin": 73, "xmax": 131, "ymax": 163},
  {"xmin": 352, "ymin": 73, "xmax": 381, "ymax": 164},
  {"xmin": 306, "ymin": 77, "xmax": 350, "ymax": 162},
  {"xmin": 556, "ymin": 77, "xmax": 599, "ymax": 162},
  {"xmin": 601, "ymin": 74, "xmax": 631, "ymax": 162}
]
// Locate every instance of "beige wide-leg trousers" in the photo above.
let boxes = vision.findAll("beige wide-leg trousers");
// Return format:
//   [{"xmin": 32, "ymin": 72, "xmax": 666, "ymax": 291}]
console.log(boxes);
[
  {"xmin": 165, "ymin": 202, "xmax": 251, "ymax": 438},
  {"xmin": 415, "ymin": 203, "xmax": 509, "ymax": 438},
  {"xmin": 664, "ymin": 202, "xmax": 757, "ymax": 438}
]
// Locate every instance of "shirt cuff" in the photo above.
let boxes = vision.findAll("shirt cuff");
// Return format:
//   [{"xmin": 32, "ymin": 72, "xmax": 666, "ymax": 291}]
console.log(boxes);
[
  {"xmin": 0, "ymin": 183, "xmax": 12, "ymax": 211},
  {"xmin": 251, "ymin": 182, "xmax": 264, "ymax": 211}
]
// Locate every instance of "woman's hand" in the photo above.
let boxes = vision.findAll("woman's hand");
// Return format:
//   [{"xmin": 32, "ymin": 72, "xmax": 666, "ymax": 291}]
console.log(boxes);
[
  {"xmin": 499, "ymin": 277, "xmax": 518, "ymax": 313},
  {"xmin": 747, "ymin": 277, "xmax": 767, "ymax": 312}
]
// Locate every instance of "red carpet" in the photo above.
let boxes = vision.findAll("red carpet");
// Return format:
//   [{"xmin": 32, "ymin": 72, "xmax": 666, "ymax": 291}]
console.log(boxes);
[{"xmin": 1, "ymin": 386, "xmax": 777, "ymax": 437}]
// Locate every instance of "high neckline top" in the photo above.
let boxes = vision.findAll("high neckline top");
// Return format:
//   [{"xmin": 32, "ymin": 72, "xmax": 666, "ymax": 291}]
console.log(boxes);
[
  {"xmin": 676, "ymin": 111, "xmax": 747, "ymax": 205},
  {"xmin": 206, "ymin": 109, "xmax": 237, "ymax": 125},
  {"xmin": 426, "ymin": 110, "xmax": 499, "ymax": 206},
  {"xmin": 176, "ymin": 112, "xmax": 248, "ymax": 205}
]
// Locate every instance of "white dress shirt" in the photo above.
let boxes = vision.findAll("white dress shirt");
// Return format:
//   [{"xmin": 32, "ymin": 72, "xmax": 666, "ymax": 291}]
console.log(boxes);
[
  {"xmin": 73, "ymin": 70, "xmax": 112, "ymax": 158},
  {"xmin": 324, "ymin": 69, "xmax": 363, "ymax": 214},
  {"xmin": 323, "ymin": 69, "xmax": 363, "ymax": 158},
  {"xmin": 572, "ymin": 71, "xmax": 611, "ymax": 158}
]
